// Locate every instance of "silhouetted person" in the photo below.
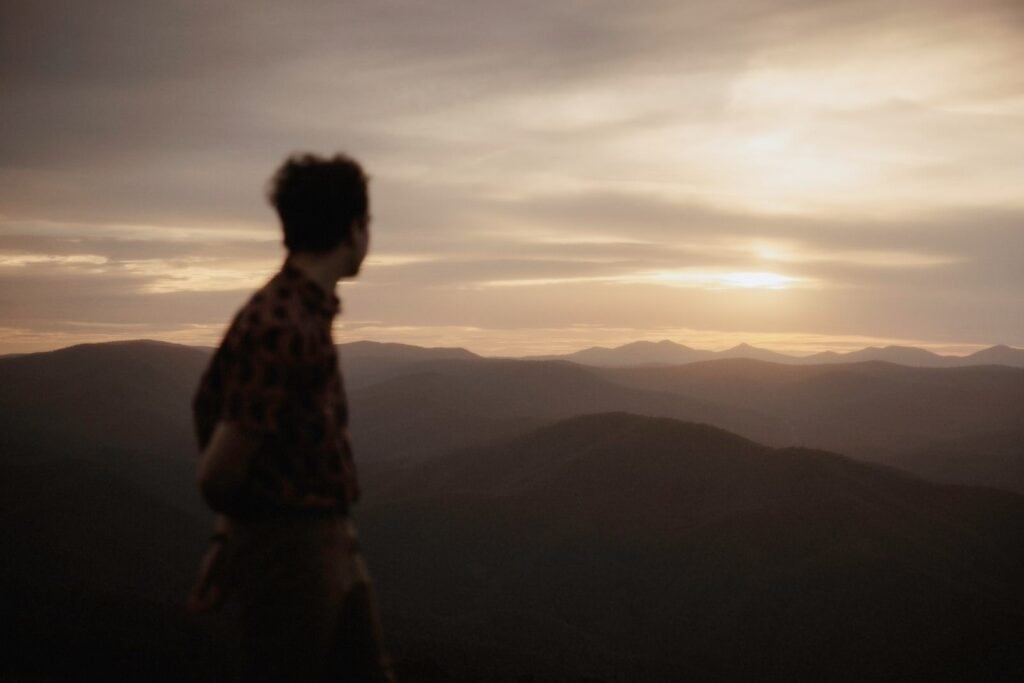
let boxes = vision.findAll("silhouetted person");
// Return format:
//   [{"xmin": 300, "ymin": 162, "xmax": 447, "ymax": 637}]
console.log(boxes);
[{"xmin": 188, "ymin": 153, "xmax": 394, "ymax": 681}]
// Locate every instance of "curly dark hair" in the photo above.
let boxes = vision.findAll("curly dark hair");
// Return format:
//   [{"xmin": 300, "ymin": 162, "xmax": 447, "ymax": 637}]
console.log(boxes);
[{"xmin": 267, "ymin": 153, "xmax": 369, "ymax": 253}]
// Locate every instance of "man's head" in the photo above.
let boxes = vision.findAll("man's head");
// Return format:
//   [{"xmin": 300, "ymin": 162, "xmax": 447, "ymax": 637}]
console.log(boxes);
[{"xmin": 268, "ymin": 153, "xmax": 370, "ymax": 275}]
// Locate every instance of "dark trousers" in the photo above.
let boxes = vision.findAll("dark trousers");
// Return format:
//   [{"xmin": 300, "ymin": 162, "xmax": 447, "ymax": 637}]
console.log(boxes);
[{"xmin": 229, "ymin": 514, "xmax": 395, "ymax": 682}]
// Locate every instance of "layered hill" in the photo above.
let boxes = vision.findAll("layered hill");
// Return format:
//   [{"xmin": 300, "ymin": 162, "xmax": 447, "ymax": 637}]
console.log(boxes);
[
  {"xmin": 891, "ymin": 428, "xmax": 1024, "ymax": 493},
  {"xmin": 348, "ymin": 358, "xmax": 779, "ymax": 463},
  {"xmin": 362, "ymin": 413, "xmax": 1024, "ymax": 681},
  {"xmin": 598, "ymin": 358, "xmax": 1024, "ymax": 476},
  {"xmin": 4, "ymin": 340, "xmax": 1024, "ymax": 493},
  {"xmin": 3, "ymin": 337, "xmax": 1023, "ymax": 680},
  {"xmin": 0, "ymin": 340, "xmax": 211, "ymax": 516},
  {"xmin": 528, "ymin": 339, "xmax": 1024, "ymax": 368},
  {"xmin": 337, "ymin": 340, "xmax": 482, "ymax": 389}
]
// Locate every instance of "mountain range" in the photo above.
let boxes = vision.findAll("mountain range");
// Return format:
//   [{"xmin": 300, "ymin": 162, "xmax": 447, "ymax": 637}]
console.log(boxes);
[
  {"xmin": 3, "ymin": 339, "xmax": 1023, "ymax": 492},
  {"xmin": 3, "ymin": 339, "xmax": 1024, "ymax": 680},
  {"xmin": 525, "ymin": 339, "xmax": 1024, "ymax": 368},
  {"xmin": 361, "ymin": 412, "xmax": 1024, "ymax": 680}
]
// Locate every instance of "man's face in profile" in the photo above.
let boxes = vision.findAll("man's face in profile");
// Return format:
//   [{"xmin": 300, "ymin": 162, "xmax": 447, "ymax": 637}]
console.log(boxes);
[{"xmin": 346, "ymin": 214, "xmax": 370, "ymax": 276}]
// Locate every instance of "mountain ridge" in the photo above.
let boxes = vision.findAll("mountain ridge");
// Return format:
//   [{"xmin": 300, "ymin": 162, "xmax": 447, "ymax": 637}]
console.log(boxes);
[
  {"xmin": 4, "ymin": 337, "xmax": 1024, "ymax": 681},
  {"xmin": 6, "ymin": 337, "xmax": 1023, "ymax": 368},
  {"xmin": 5, "ymin": 339, "xmax": 1023, "ymax": 492},
  {"xmin": 526, "ymin": 339, "xmax": 1024, "ymax": 368},
  {"xmin": 361, "ymin": 411, "xmax": 1024, "ymax": 681}
]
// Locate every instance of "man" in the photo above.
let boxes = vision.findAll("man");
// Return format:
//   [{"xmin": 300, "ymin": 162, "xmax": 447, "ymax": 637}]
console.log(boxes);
[{"xmin": 188, "ymin": 153, "xmax": 394, "ymax": 681}]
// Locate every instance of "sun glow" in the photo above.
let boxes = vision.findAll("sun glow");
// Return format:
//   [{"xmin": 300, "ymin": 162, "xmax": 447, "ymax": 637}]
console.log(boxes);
[{"xmin": 119, "ymin": 259, "xmax": 271, "ymax": 294}]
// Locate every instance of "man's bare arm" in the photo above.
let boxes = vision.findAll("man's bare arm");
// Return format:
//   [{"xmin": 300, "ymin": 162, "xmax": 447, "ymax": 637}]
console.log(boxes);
[
  {"xmin": 197, "ymin": 420, "xmax": 261, "ymax": 513},
  {"xmin": 190, "ymin": 429, "xmax": 251, "ymax": 613},
  {"xmin": 187, "ymin": 512, "xmax": 234, "ymax": 613}
]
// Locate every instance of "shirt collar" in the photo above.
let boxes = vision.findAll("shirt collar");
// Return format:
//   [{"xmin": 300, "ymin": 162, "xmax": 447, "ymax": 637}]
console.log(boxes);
[{"xmin": 281, "ymin": 258, "xmax": 342, "ymax": 319}]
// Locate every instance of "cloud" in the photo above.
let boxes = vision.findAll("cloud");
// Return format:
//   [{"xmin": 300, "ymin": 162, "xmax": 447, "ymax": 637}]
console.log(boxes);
[
  {"xmin": 1, "ymin": 0, "xmax": 1023, "ymax": 353},
  {"xmin": 477, "ymin": 270, "xmax": 809, "ymax": 291}
]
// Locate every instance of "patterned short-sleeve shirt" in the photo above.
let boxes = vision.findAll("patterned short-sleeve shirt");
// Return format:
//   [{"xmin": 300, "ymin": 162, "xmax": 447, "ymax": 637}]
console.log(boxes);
[{"xmin": 192, "ymin": 258, "xmax": 359, "ymax": 519}]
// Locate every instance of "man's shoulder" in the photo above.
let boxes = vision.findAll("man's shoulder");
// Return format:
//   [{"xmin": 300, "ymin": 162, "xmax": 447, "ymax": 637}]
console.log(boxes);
[
  {"xmin": 243, "ymin": 268, "xmax": 331, "ymax": 328},
  {"xmin": 223, "ymin": 297, "xmax": 331, "ymax": 364}
]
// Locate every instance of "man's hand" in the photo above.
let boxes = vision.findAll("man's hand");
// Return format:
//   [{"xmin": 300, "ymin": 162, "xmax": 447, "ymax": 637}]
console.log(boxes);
[
  {"xmin": 187, "ymin": 514, "xmax": 234, "ymax": 614},
  {"xmin": 187, "ymin": 540, "xmax": 229, "ymax": 613}
]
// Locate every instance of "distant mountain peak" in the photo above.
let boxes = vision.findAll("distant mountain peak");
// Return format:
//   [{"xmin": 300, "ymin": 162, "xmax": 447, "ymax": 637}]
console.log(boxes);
[
  {"xmin": 965, "ymin": 344, "xmax": 1024, "ymax": 366},
  {"xmin": 339, "ymin": 339, "xmax": 480, "ymax": 359},
  {"xmin": 976, "ymin": 343, "xmax": 1015, "ymax": 353},
  {"xmin": 552, "ymin": 339, "xmax": 709, "ymax": 366},
  {"xmin": 75, "ymin": 338, "xmax": 189, "ymax": 351},
  {"xmin": 609, "ymin": 339, "xmax": 690, "ymax": 350}
]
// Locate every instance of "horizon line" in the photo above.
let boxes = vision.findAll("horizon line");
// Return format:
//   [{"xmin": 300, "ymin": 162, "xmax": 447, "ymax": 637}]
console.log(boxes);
[{"xmin": 3, "ymin": 336, "xmax": 1021, "ymax": 362}]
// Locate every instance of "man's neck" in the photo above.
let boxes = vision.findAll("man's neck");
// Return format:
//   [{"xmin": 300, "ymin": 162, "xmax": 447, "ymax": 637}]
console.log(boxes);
[{"xmin": 285, "ymin": 252, "xmax": 340, "ymax": 298}]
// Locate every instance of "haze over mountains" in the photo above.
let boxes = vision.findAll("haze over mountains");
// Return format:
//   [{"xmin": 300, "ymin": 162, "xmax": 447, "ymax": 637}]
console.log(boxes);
[
  {"xmin": 3, "ymin": 339, "xmax": 1024, "ymax": 680},
  {"xmin": 526, "ymin": 339, "xmax": 1024, "ymax": 368}
]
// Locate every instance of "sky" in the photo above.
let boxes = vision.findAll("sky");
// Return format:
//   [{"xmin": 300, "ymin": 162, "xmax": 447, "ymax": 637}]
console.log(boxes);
[{"xmin": 2, "ymin": 0, "xmax": 1023, "ymax": 356}]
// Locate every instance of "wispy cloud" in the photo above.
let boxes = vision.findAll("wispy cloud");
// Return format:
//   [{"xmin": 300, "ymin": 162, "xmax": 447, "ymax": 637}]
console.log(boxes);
[
  {"xmin": 480, "ymin": 270, "xmax": 810, "ymax": 291},
  {"xmin": 0, "ymin": 253, "xmax": 109, "ymax": 267},
  {"xmin": 2, "ymin": 0, "xmax": 1022, "ymax": 354}
]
